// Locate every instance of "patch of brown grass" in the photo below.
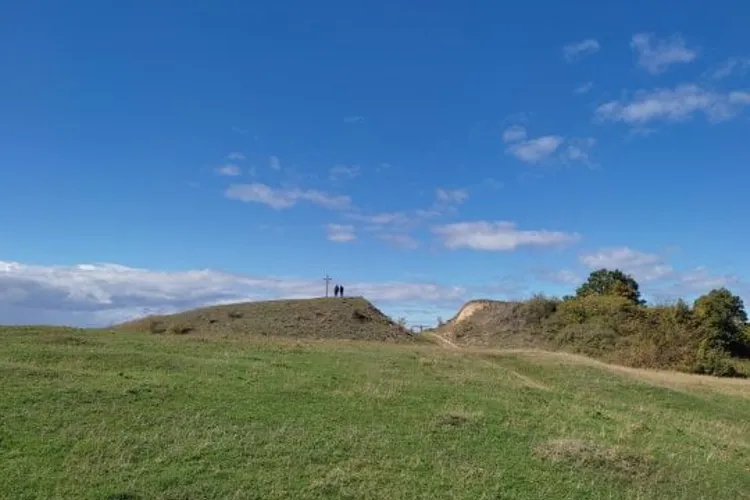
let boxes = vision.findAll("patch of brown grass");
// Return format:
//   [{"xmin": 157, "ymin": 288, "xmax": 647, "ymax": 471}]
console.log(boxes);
[
  {"xmin": 434, "ymin": 407, "xmax": 484, "ymax": 428},
  {"xmin": 534, "ymin": 438, "xmax": 654, "ymax": 477}
]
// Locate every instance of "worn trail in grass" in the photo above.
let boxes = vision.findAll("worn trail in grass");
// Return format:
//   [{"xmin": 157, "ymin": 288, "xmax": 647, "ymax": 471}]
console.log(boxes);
[{"xmin": 1, "ymin": 327, "xmax": 749, "ymax": 499}]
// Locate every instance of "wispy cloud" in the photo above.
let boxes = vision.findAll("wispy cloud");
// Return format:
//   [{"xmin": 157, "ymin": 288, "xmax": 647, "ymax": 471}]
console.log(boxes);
[
  {"xmin": 595, "ymin": 84, "xmax": 750, "ymax": 125},
  {"xmin": 574, "ymin": 82, "xmax": 594, "ymax": 95},
  {"xmin": 344, "ymin": 116, "xmax": 365, "ymax": 123},
  {"xmin": 435, "ymin": 188, "xmax": 468, "ymax": 204},
  {"xmin": 231, "ymin": 126, "xmax": 251, "ymax": 135},
  {"xmin": 502, "ymin": 125, "xmax": 527, "ymax": 143},
  {"xmin": 535, "ymin": 269, "xmax": 583, "ymax": 286},
  {"xmin": 630, "ymin": 33, "xmax": 697, "ymax": 74},
  {"xmin": 480, "ymin": 178, "xmax": 504, "ymax": 190},
  {"xmin": 227, "ymin": 152, "xmax": 245, "ymax": 161},
  {"xmin": 506, "ymin": 136, "xmax": 564, "ymax": 163},
  {"xmin": 563, "ymin": 39, "xmax": 600, "ymax": 61},
  {"xmin": 377, "ymin": 233, "xmax": 420, "ymax": 250},
  {"xmin": 561, "ymin": 138, "xmax": 596, "ymax": 167},
  {"xmin": 215, "ymin": 163, "xmax": 242, "ymax": 176},
  {"xmin": 325, "ymin": 224, "xmax": 356, "ymax": 242},
  {"xmin": 663, "ymin": 267, "xmax": 741, "ymax": 294},
  {"xmin": 329, "ymin": 164, "xmax": 361, "ymax": 181},
  {"xmin": 225, "ymin": 183, "xmax": 351, "ymax": 210},
  {"xmin": 580, "ymin": 247, "xmax": 673, "ymax": 282},
  {"xmin": 269, "ymin": 156, "xmax": 282, "ymax": 170},
  {"xmin": 432, "ymin": 221, "xmax": 580, "ymax": 251},
  {"xmin": 709, "ymin": 57, "xmax": 750, "ymax": 80},
  {"xmin": 346, "ymin": 212, "xmax": 411, "ymax": 228}
]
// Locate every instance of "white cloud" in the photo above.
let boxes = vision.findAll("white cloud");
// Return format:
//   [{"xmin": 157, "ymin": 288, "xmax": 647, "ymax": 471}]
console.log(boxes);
[
  {"xmin": 579, "ymin": 247, "xmax": 673, "ymax": 282},
  {"xmin": 630, "ymin": 33, "xmax": 696, "ymax": 74},
  {"xmin": 729, "ymin": 91, "xmax": 750, "ymax": 105},
  {"xmin": 710, "ymin": 57, "xmax": 750, "ymax": 80},
  {"xmin": 563, "ymin": 39, "xmax": 600, "ymax": 61},
  {"xmin": 667, "ymin": 267, "xmax": 740, "ymax": 293},
  {"xmin": 325, "ymin": 224, "xmax": 356, "ymax": 242},
  {"xmin": 561, "ymin": 137, "xmax": 596, "ymax": 166},
  {"xmin": 215, "ymin": 164, "xmax": 242, "ymax": 176},
  {"xmin": 432, "ymin": 221, "xmax": 580, "ymax": 251},
  {"xmin": 502, "ymin": 125, "xmax": 527, "ymax": 143},
  {"xmin": 435, "ymin": 188, "xmax": 468, "ymax": 204},
  {"xmin": 546, "ymin": 269, "xmax": 583, "ymax": 285},
  {"xmin": 346, "ymin": 212, "xmax": 411, "ymax": 227},
  {"xmin": 329, "ymin": 164, "xmax": 361, "ymax": 180},
  {"xmin": 0, "ymin": 260, "xmax": 466, "ymax": 327},
  {"xmin": 344, "ymin": 116, "xmax": 365, "ymax": 123},
  {"xmin": 595, "ymin": 84, "xmax": 750, "ymax": 125},
  {"xmin": 269, "ymin": 156, "xmax": 281, "ymax": 170},
  {"xmin": 506, "ymin": 135, "xmax": 564, "ymax": 163},
  {"xmin": 227, "ymin": 152, "xmax": 245, "ymax": 161},
  {"xmin": 225, "ymin": 183, "xmax": 351, "ymax": 210},
  {"xmin": 377, "ymin": 233, "xmax": 420, "ymax": 250},
  {"xmin": 574, "ymin": 82, "xmax": 594, "ymax": 95}
]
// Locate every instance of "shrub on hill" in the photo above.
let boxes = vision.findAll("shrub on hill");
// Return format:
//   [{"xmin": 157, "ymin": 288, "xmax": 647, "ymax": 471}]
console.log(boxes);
[
  {"xmin": 446, "ymin": 269, "xmax": 750, "ymax": 377},
  {"xmin": 558, "ymin": 275, "xmax": 750, "ymax": 376}
]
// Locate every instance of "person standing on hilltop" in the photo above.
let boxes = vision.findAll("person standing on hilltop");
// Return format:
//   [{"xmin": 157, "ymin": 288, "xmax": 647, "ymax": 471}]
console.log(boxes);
[
  {"xmin": 340, "ymin": 285, "xmax": 345, "ymax": 297},
  {"xmin": 334, "ymin": 284, "xmax": 340, "ymax": 297}
]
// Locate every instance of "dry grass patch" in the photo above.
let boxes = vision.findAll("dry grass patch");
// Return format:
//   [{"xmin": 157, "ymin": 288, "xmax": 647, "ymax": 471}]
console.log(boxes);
[
  {"xmin": 434, "ymin": 407, "xmax": 484, "ymax": 428},
  {"xmin": 473, "ymin": 349, "xmax": 750, "ymax": 398},
  {"xmin": 534, "ymin": 438, "xmax": 655, "ymax": 478}
]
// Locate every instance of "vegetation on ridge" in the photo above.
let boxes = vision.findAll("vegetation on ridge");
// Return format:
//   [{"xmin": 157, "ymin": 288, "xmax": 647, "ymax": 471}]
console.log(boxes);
[{"xmin": 442, "ymin": 268, "xmax": 750, "ymax": 377}]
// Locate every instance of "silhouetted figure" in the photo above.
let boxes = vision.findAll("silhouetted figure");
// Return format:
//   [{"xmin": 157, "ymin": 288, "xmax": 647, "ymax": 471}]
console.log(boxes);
[
  {"xmin": 340, "ymin": 285, "xmax": 345, "ymax": 297},
  {"xmin": 334, "ymin": 284, "xmax": 340, "ymax": 297}
]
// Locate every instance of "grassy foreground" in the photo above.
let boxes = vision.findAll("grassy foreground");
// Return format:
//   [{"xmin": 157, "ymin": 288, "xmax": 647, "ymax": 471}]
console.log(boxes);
[{"xmin": 2, "ymin": 327, "xmax": 750, "ymax": 499}]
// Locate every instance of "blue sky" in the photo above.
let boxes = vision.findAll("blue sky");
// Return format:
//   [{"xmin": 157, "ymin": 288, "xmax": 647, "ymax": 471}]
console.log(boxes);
[{"xmin": 1, "ymin": 0, "xmax": 749, "ymax": 326}]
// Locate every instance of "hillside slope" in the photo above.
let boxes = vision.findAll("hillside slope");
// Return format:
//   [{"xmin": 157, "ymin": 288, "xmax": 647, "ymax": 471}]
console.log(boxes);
[
  {"xmin": 437, "ymin": 299, "xmax": 539, "ymax": 348},
  {"xmin": 116, "ymin": 296, "xmax": 413, "ymax": 341},
  {"xmin": 2, "ymin": 327, "xmax": 749, "ymax": 499}
]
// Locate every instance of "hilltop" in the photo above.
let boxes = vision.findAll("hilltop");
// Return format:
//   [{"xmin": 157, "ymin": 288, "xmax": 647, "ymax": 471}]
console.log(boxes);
[
  {"xmin": 115, "ymin": 296, "xmax": 414, "ymax": 342},
  {"xmin": 2, "ymin": 326, "xmax": 749, "ymax": 499}
]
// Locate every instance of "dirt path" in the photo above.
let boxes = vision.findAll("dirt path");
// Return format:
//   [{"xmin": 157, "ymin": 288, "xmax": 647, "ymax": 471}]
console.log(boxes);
[{"xmin": 424, "ymin": 332, "xmax": 460, "ymax": 349}]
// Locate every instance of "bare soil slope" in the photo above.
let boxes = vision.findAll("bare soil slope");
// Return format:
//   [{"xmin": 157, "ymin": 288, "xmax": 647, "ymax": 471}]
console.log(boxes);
[
  {"xmin": 115, "ymin": 297, "xmax": 414, "ymax": 342},
  {"xmin": 436, "ymin": 299, "xmax": 543, "ymax": 348}
]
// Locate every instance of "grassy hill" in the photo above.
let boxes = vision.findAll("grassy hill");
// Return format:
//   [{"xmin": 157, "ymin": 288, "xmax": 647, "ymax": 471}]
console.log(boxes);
[
  {"xmin": 2, "ymin": 326, "xmax": 750, "ymax": 499},
  {"xmin": 115, "ymin": 296, "xmax": 414, "ymax": 342}
]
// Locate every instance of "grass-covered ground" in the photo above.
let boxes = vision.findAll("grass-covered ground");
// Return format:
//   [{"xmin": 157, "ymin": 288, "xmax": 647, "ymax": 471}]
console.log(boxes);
[
  {"xmin": 115, "ymin": 297, "xmax": 411, "ymax": 342},
  {"xmin": 2, "ymin": 327, "xmax": 750, "ymax": 499}
]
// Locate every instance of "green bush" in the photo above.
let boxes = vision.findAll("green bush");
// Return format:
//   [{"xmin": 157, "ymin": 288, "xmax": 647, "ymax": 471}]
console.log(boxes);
[
  {"xmin": 693, "ymin": 340, "xmax": 742, "ymax": 377},
  {"xmin": 554, "ymin": 295, "xmax": 641, "ymax": 326},
  {"xmin": 518, "ymin": 294, "xmax": 559, "ymax": 325},
  {"xmin": 693, "ymin": 288, "xmax": 749, "ymax": 356}
]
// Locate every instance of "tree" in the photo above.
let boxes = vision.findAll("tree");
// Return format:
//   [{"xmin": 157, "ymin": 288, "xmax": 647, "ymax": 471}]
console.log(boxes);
[
  {"xmin": 575, "ymin": 269, "xmax": 644, "ymax": 305},
  {"xmin": 693, "ymin": 288, "xmax": 749, "ymax": 355}
]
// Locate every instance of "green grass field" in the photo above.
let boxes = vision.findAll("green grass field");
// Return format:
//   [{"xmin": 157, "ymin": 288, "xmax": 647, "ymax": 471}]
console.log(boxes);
[{"xmin": 2, "ymin": 327, "xmax": 750, "ymax": 499}]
